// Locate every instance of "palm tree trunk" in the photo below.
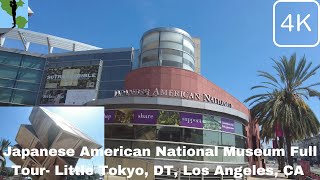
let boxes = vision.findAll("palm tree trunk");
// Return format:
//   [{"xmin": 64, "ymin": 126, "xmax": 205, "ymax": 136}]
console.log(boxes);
[
  {"xmin": 286, "ymin": 135, "xmax": 294, "ymax": 179},
  {"xmin": 279, "ymin": 136, "xmax": 285, "ymax": 173}
]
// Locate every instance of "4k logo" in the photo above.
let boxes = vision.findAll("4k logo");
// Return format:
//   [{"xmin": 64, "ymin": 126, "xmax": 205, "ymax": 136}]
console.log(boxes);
[{"xmin": 273, "ymin": 0, "xmax": 320, "ymax": 47}]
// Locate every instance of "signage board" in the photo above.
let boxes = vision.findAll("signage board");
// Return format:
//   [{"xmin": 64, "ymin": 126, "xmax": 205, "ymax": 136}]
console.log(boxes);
[
  {"xmin": 40, "ymin": 90, "xmax": 67, "ymax": 105},
  {"xmin": 65, "ymin": 89, "xmax": 97, "ymax": 105},
  {"xmin": 45, "ymin": 65, "xmax": 100, "ymax": 89},
  {"xmin": 221, "ymin": 118, "xmax": 235, "ymax": 133},
  {"xmin": 133, "ymin": 110, "xmax": 158, "ymax": 124},
  {"xmin": 179, "ymin": 112, "xmax": 203, "ymax": 128}
]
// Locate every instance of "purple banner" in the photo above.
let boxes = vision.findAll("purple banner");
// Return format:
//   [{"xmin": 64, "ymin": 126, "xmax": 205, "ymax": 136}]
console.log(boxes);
[
  {"xmin": 221, "ymin": 118, "xmax": 235, "ymax": 133},
  {"xmin": 133, "ymin": 110, "xmax": 158, "ymax": 124},
  {"xmin": 179, "ymin": 112, "xmax": 203, "ymax": 128},
  {"xmin": 105, "ymin": 110, "xmax": 115, "ymax": 123}
]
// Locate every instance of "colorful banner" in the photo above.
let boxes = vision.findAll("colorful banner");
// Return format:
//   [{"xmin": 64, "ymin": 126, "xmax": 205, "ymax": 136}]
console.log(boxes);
[
  {"xmin": 133, "ymin": 110, "xmax": 158, "ymax": 124},
  {"xmin": 105, "ymin": 110, "xmax": 116, "ymax": 123},
  {"xmin": 45, "ymin": 65, "xmax": 100, "ymax": 89},
  {"xmin": 179, "ymin": 112, "xmax": 203, "ymax": 128},
  {"xmin": 157, "ymin": 111, "xmax": 179, "ymax": 125},
  {"xmin": 221, "ymin": 118, "xmax": 235, "ymax": 133}
]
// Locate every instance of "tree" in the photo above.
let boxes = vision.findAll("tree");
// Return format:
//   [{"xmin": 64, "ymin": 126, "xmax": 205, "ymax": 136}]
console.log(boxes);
[
  {"xmin": 245, "ymin": 54, "xmax": 320, "ymax": 178},
  {"xmin": 0, "ymin": 139, "xmax": 10, "ymax": 173}
]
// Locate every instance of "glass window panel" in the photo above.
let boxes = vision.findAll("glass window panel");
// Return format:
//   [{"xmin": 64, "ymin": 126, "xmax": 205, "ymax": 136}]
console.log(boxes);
[
  {"xmin": 235, "ymin": 136, "xmax": 246, "ymax": 149},
  {"xmin": 0, "ymin": 65, "xmax": 19, "ymax": 79},
  {"xmin": 17, "ymin": 69, "xmax": 42, "ymax": 83},
  {"xmin": 183, "ymin": 39, "xmax": 194, "ymax": 53},
  {"xmin": 0, "ymin": 88, "xmax": 12, "ymax": 102},
  {"xmin": 157, "ymin": 126, "xmax": 181, "ymax": 142},
  {"xmin": 184, "ymin": 36, "xmax": 194, "ymax": 46},
  {"xmin": 99, "ymin": 81, "xmax": 124, "ymax": 91},
  {"xmin": 95, "ymin": 51, "xmax": 133, "ymax": 60},
  {"xmin": 100, "ymin": 66, "xmax": 131, "ymax": 81},
  {"xmin": 141, "ymin": 60, "xmax": 158, "ymax": 67},
  {"xmin": 132, "ymin": 141, "xmax": 155, "ymax": 157},
  {"xmin": 0, "ymin": 78, "xmax": 14, "ymax": 87},
  {"xmin": 141, "ymin": 49, "xmax": 158, "ymax": 58},
  {"xmin": 235, "ymin": 122, "xmax": 244, "ymax": 136},
  {"xmin": 142, "ymin": 32, "xmax": 159, "ymax": 46},
  {"xmin": 103, "ymin": 60, "xmax": 131, "ymax": 66},
  {"xmin": 21, "ymin": 56, "xmax": 45, "ymax": 69},
  {"xmin": 182, "ymin": 64, "xmax": 194, "ymax": 71},
  {"xmin": 142, "ymin": 56, "xmax": 158, "ymax": 64},
  {"xmin": 204, "ymin": 147, "xmax": 223, "ymax": 162},
  {"xmin": 134, "ymin": 125, "xmax": 156, "ymax": 140},
  {"xmin": 181, "ymin": 128, "xmax": 203, "ymax": 144},
  {"xmin": 15, "ymin": 81, "xmax": 40, "ymax": 91},
  {"xmin": 160, "ymin": 32, "xmax": 183, "ymax": 43},
  {"xmin": 105, "ymin": 140, "xmax": 132, "ymax": 154},
  {"xmin": 161, "ymin": 49, "xmax": 183, "ymax": 56},
  {"xmin": 142, "ymin": 41, "xmax": 159, "ymax": 52},
  {"xmin": 183, "ymin": 46, "xmax": 194, "ymax": 56},
  {"xmin": 162, "ymin": 60, "xmax": 182, "ymax": 68},
  {"xmin": 98, "ymin": 90, "xmax": 114, "ymax": 99},
  {"xmin": 183, "ymin": 52, "xmax": 194, "ymax": 63},
  {"xmin": 203, "ymin": 131, "xmax": 221, "ymax": 145},
  {"xmin": 0, "ymin": 52, "xmax": 21, "ymax": 66},
  {"xmin": 141, "ymin": 49, "xmax": 159, "ymax": 65},
  {"xmin": 180, "ymin": 145, "xmax": 203, "ymax": 161},
  {"xmin": 203, "ymin": 115, "xmax": 221, "ymax": 131},
  {"xmin": 105, "ymin": 125, "xmax": 134, "ymax": 139},
  {"xmin": 156, "ymin": 143, "xmax": 180, "ymax": 160},
  {"xmin": 161, "ymin": 54, "xmax": 183, "ymax": 63},
  {"xmin": 11, "ymin": 90, "xmax": 37, "ymax": 105},
  {"xmin": 223, "ymin": 149, "xmax": 245, "ymax": 163},
  {"xmin": 183, "ymin": 58, "xmax": 195, "ymax": 70},
  {"xmin": 160, "ymin": 42, "xmax": 183, "ymax": 50},
  {"xmin": 221, "ymin": 133, "xmax": 236, "ymax": 146}
]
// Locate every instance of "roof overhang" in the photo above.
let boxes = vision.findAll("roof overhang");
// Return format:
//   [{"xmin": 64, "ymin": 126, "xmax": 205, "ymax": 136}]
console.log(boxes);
[{"xmin": 0, "ymin": 29, "xmax": 101, "ymax": 53}]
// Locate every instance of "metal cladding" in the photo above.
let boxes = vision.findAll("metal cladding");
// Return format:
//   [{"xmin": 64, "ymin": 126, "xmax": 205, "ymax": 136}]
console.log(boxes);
[
  {"xmin": 140, "ymin": 27, "xmax": 196, "ymax": 71},
  {"xmin": 29, "ymin": 107, "xmax": 102, "ymax": 158},
  {"xmin": 10, "ymin": 107, "xmax": 102, "ymax": 179}
]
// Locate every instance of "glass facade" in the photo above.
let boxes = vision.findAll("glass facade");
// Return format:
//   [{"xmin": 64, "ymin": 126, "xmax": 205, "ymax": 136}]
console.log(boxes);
[
  {"xmin": 0, "ymin": 48, "xmax": 134, "ymax": 105},
  {"xmin": 140, "ymin": 28, "xmax": 195, "ymax": 71},
  {"xmin": 0, "ymin": 50, "xmax": 45, "ymax": 105},
  {"xmin": 47, "ymin": 49, "xmax": 133, "ymax": 99},
  {"xmin": 105, "ymin": 108, "xmax": 247, "ymax": 163}
]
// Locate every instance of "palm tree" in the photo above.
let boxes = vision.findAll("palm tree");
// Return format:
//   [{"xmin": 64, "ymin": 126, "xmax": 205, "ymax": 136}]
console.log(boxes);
[
  {"xmin": 0, "ymin": 139, "xmax": 10, "ymax": 173},
  {"xmin": 245, "ymin": 54, "xmax": 320, "ymax": 178}
]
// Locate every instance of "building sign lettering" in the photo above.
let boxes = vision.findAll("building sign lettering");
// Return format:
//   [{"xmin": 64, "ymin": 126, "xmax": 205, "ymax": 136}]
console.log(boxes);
[{"xmin": 114, "ymin": 88, "xmax": 232, "ymax": 108}]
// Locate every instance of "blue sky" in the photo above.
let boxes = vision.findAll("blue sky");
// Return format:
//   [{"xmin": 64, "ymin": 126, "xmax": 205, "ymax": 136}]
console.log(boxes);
[
  {"xmin": 0, "ymin": 0, "xmax": 318, "ymax": 147},
  {"xmin": 0, "ymin": 107, "xmax": 104, "ymax": 172},
  {"xmin": 25, "ymin": 0, "xmax": 320, "ymax": 118}
]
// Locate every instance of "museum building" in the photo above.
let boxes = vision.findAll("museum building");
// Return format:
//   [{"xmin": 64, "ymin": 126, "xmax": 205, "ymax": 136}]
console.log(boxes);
[
  {"xmin": 87, "ymin": 27, "xmax": 261, "ymax": 179},
  {"xmin": 0, "ymin": 27, "xmax": 261, "ymax": 179}
]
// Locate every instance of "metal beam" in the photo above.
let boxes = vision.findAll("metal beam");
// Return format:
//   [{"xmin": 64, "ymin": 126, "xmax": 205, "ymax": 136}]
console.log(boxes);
[
  {"xmin": 2, "ymin": 29, "xmax": 100, "ymax": 53},
  {"xmin": 17, "ymin": 31, "xmax": 29, "ymax": 51},
  {"xmin": 47, "ymin": 37, "xmax": 53, "ymax": 54},
  {"xmin": 0, "ymin": 37, "xmax": 5, "ymax": 47}
]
